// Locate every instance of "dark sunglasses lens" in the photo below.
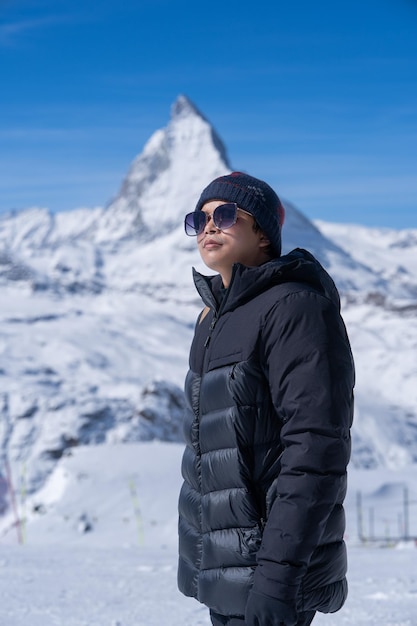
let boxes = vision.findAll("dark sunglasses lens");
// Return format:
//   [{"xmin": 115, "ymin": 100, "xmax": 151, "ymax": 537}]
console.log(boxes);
[
  {"xmin": 213, "ymin": 203, "xmax": 237, "ymax": 230},
  {"xmin": 184, "ymin": 204, "xmax": 238, "ymax": 235},
  {"xmin": 184, "ymin": 211, "xmax": 206, "ymax": 235}
]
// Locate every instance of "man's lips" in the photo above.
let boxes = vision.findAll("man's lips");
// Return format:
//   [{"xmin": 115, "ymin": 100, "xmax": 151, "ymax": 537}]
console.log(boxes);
[{"xmin": 203, "ymin": 238, "xmax": 223, "ymax": 248}]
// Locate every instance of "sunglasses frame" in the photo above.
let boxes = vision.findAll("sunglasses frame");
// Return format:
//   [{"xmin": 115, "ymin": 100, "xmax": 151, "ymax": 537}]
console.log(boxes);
[{"xmin": 184, "ymin": 203, "xmax": 252, "ymax": 236}]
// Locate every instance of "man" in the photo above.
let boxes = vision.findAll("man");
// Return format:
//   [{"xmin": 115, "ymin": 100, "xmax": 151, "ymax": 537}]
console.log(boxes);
[{"xmin": 177, "ymin": 172, "xmax": 355, "ymax": 626}]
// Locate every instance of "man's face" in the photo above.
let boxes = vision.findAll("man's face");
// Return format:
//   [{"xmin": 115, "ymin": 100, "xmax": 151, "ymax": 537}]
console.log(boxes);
[{"xmin": 197, "ymin": 200, "xmax": 270, "ymax": 285}]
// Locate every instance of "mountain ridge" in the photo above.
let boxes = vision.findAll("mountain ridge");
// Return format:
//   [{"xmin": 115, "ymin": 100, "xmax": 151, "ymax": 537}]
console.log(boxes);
[{"xmin": 0, "ymin": 96, "xmax": 416, "ymax": 520}]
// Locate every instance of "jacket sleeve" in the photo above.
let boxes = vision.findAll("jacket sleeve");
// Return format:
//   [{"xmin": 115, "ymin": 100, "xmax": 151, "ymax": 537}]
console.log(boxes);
[{"xmin": 254, "ymin": 288, "xmax": 355, "ymax": 602}]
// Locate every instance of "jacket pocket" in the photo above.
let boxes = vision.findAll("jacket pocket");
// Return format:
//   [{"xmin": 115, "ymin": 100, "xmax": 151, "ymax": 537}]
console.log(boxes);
[
  {"xmin": 237, "ymin": 524, "xmax": 263, "ymax": 561},
  {"xmin": 207, "ymin": 351, "xmax": 243, "ymax": 371},
  {"xmin": 265, "ymin": 477, "xmax": 281, "ymax": 518}
]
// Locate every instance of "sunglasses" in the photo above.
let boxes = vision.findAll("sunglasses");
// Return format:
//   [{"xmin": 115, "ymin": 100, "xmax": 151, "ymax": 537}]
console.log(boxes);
[{"xmin": 184, "ymin": 203, "xmax": 253, "ymax": 236}]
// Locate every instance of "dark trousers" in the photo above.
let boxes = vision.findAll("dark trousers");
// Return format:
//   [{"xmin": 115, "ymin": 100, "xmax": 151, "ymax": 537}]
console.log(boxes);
[{"xmin": 210, "ymin": 609, "xmax": 316, "ymax": 626}]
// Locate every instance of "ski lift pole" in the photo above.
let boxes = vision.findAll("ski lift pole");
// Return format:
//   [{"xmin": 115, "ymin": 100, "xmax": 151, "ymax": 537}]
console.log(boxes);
[
  {"xmin": 20, "ymin": 462, "xmax": 27, "ymax": 544},
  {"xmin": 403, "ymin": 485, "xmax": 409, "ymax": 541},
  {"xmin": 128, "ymin": 477, "xmax": 144, "ymax": 546},
  {"xmin": 356, "ymin": 490, "xmax": 365, "ymax": 542},
  {"xmin": 4, "ymin": 456, "xmax": 23, "ymax": 545}
]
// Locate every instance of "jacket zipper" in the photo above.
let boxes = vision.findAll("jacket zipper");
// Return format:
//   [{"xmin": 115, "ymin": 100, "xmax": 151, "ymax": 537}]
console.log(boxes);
[
  {"xmin": 204, "ymin": 315, "xmax": 217, "ymax": 348},
  {"xmin": 202, "ymin": 266, "xmax": 238, "ymax": 349}
]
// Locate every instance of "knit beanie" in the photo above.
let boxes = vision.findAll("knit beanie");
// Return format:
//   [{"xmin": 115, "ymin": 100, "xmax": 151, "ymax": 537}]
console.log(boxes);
[{"xmin": 195, "ymin": 171, "xmax": 285, "ymax": 257}]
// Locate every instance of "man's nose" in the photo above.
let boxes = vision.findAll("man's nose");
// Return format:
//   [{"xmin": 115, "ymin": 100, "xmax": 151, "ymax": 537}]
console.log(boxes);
[{"xmin": 204, "ymin": 214, "xmax": 218, "ymax": 233}]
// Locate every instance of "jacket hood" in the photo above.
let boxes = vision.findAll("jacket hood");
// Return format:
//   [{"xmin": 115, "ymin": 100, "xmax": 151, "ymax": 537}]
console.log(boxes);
[{"xmin": 192, "ymin": 248, "xmax": 341, "ymax": 314}]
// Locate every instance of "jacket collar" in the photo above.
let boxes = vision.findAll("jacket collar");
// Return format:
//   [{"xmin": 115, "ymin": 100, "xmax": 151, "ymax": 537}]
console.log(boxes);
[{"xmin": 192, "ymin": 248, "xmax": 340, "ymax": 314}]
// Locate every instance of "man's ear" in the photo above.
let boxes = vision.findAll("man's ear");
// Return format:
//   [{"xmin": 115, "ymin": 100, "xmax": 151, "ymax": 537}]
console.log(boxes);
[{"xmin": 258, "ymin": 232, "xmax": 271, "ymax": 249}]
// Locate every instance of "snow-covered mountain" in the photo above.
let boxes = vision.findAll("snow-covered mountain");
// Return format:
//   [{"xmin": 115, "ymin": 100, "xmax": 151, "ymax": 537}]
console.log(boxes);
[{"xmin": 1, "ymin": 95, "xmax": 417, "ymax": 521}]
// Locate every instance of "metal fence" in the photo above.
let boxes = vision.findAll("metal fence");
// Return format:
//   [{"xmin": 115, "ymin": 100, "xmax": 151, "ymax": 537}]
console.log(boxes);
[{"xmin": 356, "ymin": 485, "xmax": 417, "ymax": 544}]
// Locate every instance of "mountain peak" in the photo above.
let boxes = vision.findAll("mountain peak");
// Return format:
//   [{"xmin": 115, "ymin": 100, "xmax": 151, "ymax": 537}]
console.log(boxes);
[
  {"xmin": 170, "ymin": 94, "xmax": 231, "ymax": 175},
  {"xmin": 101, "ymin": 96, "xmax": 232, "ymax": 241},
  {"xmin": 171, "ymin": 94, "xmax": 206, "ymax": 121}
]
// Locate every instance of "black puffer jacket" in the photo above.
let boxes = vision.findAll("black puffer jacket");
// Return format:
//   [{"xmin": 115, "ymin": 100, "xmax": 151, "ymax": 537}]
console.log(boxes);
[{"xmin": 177, "ymin": 248, "xmax": 355, "ymax": 617}]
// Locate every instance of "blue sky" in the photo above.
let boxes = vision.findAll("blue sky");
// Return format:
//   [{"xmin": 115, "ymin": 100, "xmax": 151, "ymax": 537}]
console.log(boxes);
[{"xmin": 1, "ymin": 0, "xmax": 416, "ymax": 228}]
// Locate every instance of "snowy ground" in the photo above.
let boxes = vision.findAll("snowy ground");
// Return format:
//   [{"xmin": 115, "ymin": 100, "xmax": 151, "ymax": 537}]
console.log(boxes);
[
  {"xmin": 1, "ymin": 543, "xmax": 416, "ymax": 626},
  {"xmin": 1, "ymin": 442, "xmax": 417, "ymax": 625}
]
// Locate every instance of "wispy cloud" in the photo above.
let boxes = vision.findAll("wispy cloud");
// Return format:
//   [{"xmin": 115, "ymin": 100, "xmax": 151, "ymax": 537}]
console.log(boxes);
[
  {"xmin": 0, "ymin": 127, "xmax": 89, "ymax": 141},
  {"xmin": 0, "ymin": 15, "xmax": 69, "ymax": 46}
]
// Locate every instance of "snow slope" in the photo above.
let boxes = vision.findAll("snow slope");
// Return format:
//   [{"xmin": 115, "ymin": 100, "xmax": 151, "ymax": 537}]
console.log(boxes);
[
  {"xmin": 0, "ymin": 93, "xmax": 416, "ymax": 509},
  {"xmin": 0, "ymin": 442, "xmax": 416, "ymax": 625}
]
